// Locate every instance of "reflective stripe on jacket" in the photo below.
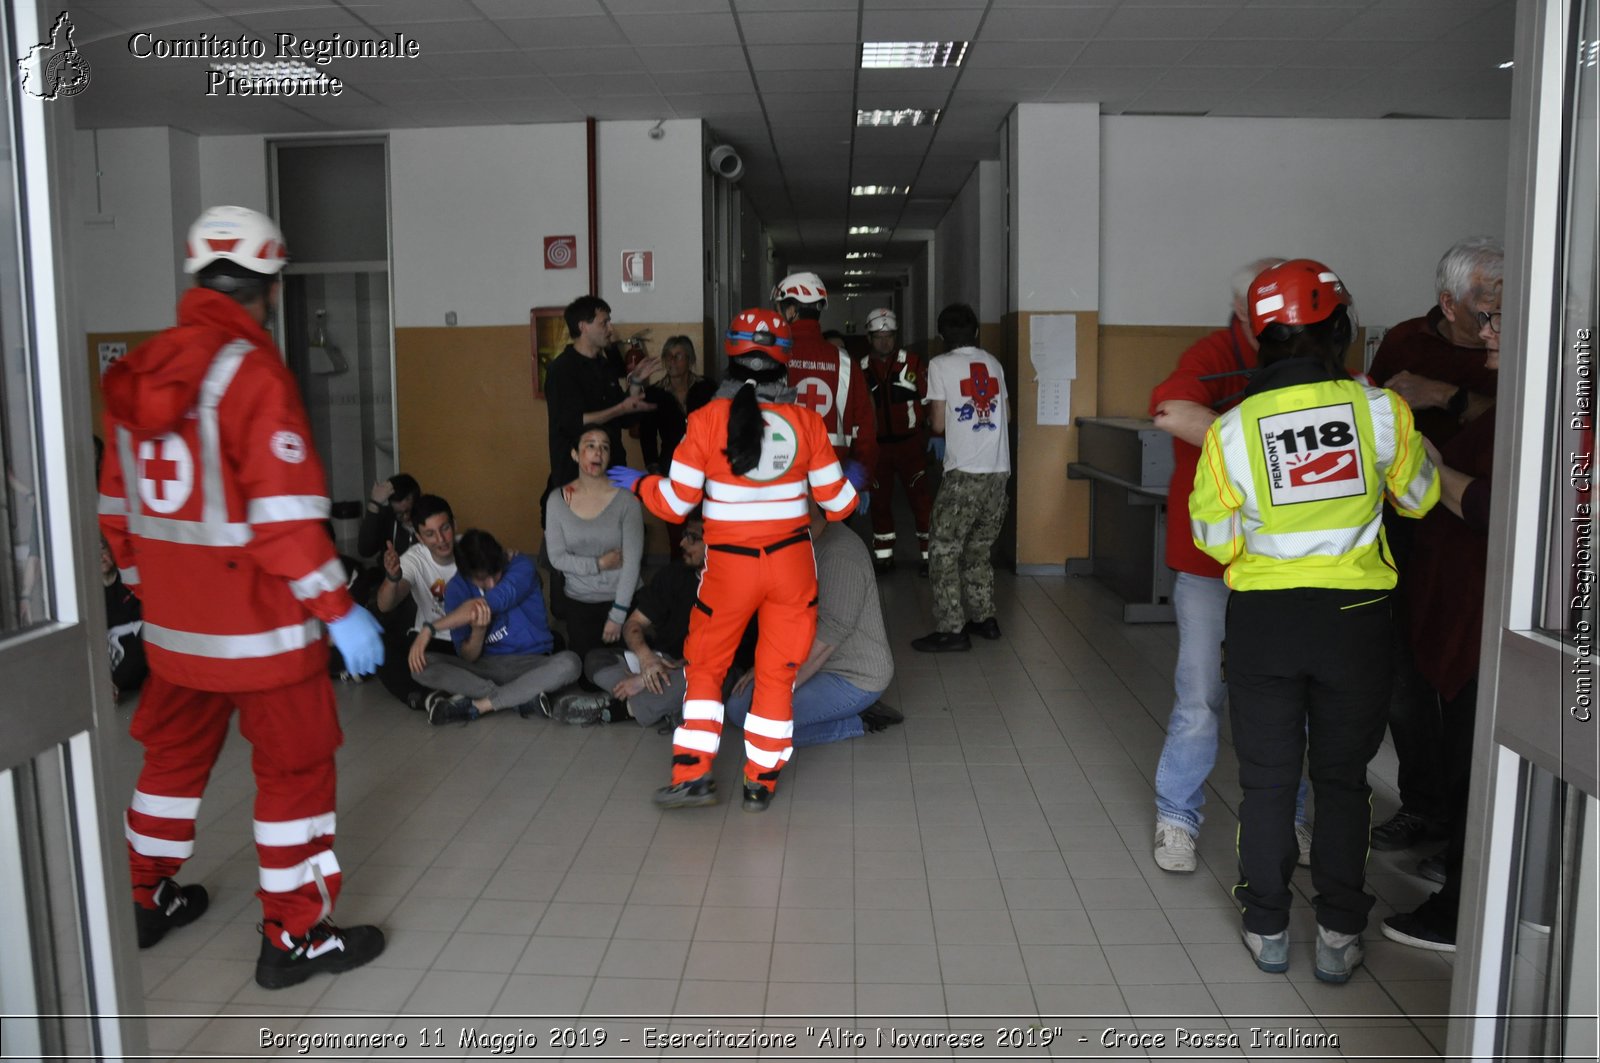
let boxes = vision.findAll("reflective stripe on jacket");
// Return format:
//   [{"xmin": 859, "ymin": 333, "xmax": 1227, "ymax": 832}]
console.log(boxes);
[{"xmin": 1190, "ymin": 372, "xmax": 1439, "ymax": 591}]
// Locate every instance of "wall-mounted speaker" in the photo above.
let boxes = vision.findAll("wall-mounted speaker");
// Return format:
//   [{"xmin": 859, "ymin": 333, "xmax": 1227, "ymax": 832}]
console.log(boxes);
[{"xmin": 707, "ymin": 144, "xmax": 744, "ymax": 182}]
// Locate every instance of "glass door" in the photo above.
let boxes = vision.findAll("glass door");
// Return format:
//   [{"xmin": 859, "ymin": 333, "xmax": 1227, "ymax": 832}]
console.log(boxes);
[
  {"xmin": 0, "ymin": 0, "xmax": 144, "ymax": 1056},
  {"xmin": 1455, "ymin": 0, "xmax": 1599, "ymax": 1057}
]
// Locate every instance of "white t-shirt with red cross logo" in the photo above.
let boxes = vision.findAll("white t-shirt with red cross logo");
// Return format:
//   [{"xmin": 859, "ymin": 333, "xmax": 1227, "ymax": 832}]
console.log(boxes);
[{"xmin": 926, "ymin": 346, "xmax": 1010, "ymax": 475}]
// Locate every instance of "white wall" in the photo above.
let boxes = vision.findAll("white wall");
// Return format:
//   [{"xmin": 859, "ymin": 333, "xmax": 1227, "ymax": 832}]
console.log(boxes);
[
  {"xmin": 935, "ymin": 158, "xmax": 1007, "ymax": 324},
  {"xmin": 73, "ymin": 127, "xmax": 182, "ymax": 332},
  {"xmin": 1100, "ymin": 116, "xmax": 1509, "ymax": 328},
  {"xmin": 1011, "ymin": 103, "xmax": 1100, "ymax": 312},
  {"xmin": 389, "ymin": 124, "xmax": 590, "ymax": 328},
  {"xmin": 596, "ymin": 119, "xmax": 705, "ymax": 329},
  {"xmin": 198, "ymin": 134, "xmax": 269, "ymax": 212}
]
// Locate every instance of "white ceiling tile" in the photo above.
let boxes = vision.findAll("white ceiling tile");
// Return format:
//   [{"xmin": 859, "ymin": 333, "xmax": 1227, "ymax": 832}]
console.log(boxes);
[
  {"xmin": 1154, "ymin": 67, "xmax": 1266, "ymax": 92},
  {"xmin": 734, "ymin": 0, "xmax": 856, "ymax": 10},
  {"xmin": 347, "ymin": 0, "xmax": 488, "ymax": 22},
  {"xmin": 635, "ymin": 44, "xmax": 748, "ymax": 73},
  {"xmin": 452, "ymin": 75, "xmax": 563, "ymax": 101},
  {"xmin": 71, "ymin": 0, "xmax": 220, "ymax": 31},
  {"xmin": 550, "ymin": 72, "xmax": 661, "ymax": 97},
  {"xmin": 488, "ymin": 99, "xmax": 587, "ymax": 124},
  {"xmin": 1330, "ymin": 0, "xmax": 1501, "ymax": 41},
  {"xmin": 471, "ymin": 0, "xmax": 604, "ymax": 15},
  {"xmin": 579, "ymin": 96, "xmax": 674, "ymax": 119},
  {"xmin": 1074, "ymin": 40, "xmax": 1198, "ymax": 67},
  {"xmin": 418, "ymin": 49, "xmax": 537, "ymax": 78},
  {"xmin": 657, "ymin": 70, "xmax": 755, "ymax": 95},
  {"xmin": 860, "ymin": 9, "xmax": 984, "ymax": 40},
  {"xmin": 496, "ymin": 15, "xmax": 615, "ymax": 49},
  {"xmin": 738, "ymin": 11, "xmax": 860, "ymax": 45},
  {"xmin": 1211, "ymin": 6, "xmax": 1366, "ymax": 39},
  {"xmin": 1440, "ymin": 3, "xmax": 1517, "ymax": 42},
  {"xmin": 1046, "ymin": 67, "xmax": 1161, "ymax": 96},
  {"xmin": 1178, "ymin": 39, "xmax": 1277, "ymax": 65},
  {"xmin": 964, "ymin": 41, "xmax": 1083, "ymax": 69},
  {"xmin": 756, "ymin": 69, "xmax": 855, "ymax": 94},
  {"xmin": 958, "ymin": 67, "xmax": 1061, "ymax": 92},
  {"xmin": 1120, "ymin": 91, "xmax": 1231, "ymax": 115},
  {"xmin": 1276, "ymin": 40, "xmax": 1426, "ymax": 67},
  {"xmin": 525, "ymin": 46, "xmax": 641, "ymax": 75},
  {"xmin": 606, "ymin": 0, "xmax": 726, "ymax": 12},
  {"xmin": 1405, "ymin": 38, "xmax": 1517, "ymax": 71},
  {"xmin": 376, "ymin": 21, "xmax": 516, "ymax": 52},
  {"xmin": 852, "ymin": 88, "xmax": 953, "ymax": 111},
  {"xmin": 857, "ymin": 69, "xmax": 961, "ymax": 94},
  {"xmin": 666, "ymin": 93, "xmax": 765, "ymax": 116},
  {"xmin": 744, "ymin": 43, "xmax": 857, "ymax": 70},
  {"xmin": 360, "ymin": 80, "xmax": 461, "ymax": 104},
  {"xmin": 978, "ymin": 6, "xmax": 1112, "ymax": 41},
  {"xmin": 1097, "ymin": 4, "xmax": 1242, "ymax": 38},
  {"xmin": 229, "ymin": 8, "xmax": 367, "ymax": 31},
  {"xmin": 616, "ymin": 12, "xmax": 743, "ymax": 47}
]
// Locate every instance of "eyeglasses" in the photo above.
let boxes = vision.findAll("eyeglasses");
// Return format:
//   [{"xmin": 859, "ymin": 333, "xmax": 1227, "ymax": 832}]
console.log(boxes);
[{"xmin": 1475, "ymin": 310, "xmax": 1502, "ymax": 334}]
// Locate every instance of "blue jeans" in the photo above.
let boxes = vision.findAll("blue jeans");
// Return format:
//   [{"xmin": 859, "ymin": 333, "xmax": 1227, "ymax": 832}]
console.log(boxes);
[
  {"xmin": 727, "ymin": 671, "xmax": 881, "ymax": 747},
  {"xmin": 1154, "ymin": 572, "xmax": 1306, "ymax": 835}
]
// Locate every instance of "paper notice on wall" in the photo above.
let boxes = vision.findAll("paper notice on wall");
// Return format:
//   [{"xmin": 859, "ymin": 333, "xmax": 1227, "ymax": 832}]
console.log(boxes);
[
  {"xmin": 1037, "ymin": 378, "xmax": 1073, "ymax": 426},
  {"xmin": 1029, "ymin": 313, "xmax": 1077, "ymax": 425},
  {"xmin": 1029, "ymin": 313, "xmax": 1077, "ymax": 383}
]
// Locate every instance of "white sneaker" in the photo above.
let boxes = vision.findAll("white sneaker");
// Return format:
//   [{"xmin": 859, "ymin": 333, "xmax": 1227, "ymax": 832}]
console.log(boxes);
[
  {"xmin": 1296, "ymin": 821, "xmax": 1313, "ymax": 867},
  {"xmin": 1154, "ymin": 824, "xmax": 1197, "ymax": 873}
]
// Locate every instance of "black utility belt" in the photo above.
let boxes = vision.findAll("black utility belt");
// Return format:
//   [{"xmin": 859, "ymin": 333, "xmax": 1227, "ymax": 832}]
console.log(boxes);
[{"xmin": 708, "ymin": 530, "xmax": 812, "ymax": 557}]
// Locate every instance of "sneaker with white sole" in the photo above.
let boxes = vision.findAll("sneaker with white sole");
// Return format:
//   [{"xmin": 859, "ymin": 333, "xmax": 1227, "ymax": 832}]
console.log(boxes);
[
  {"xmin": 1153, "ymin": 823, "xmax": 1198, "ymax": 873},
  {"xmin": 1296, "ymin": 821, "xmax": 1313, "ymax": 867},
  {"xmin": 1242, "ymin": 927, "xmax": 1290, "ymax": 973},
  {"xmin": 1314, "ymin": 925, "xmax": 1364, "ymax": 983},
  {"xmin": 1381, "ymin": 909, "xmax": 1456, "ymax": 953}
]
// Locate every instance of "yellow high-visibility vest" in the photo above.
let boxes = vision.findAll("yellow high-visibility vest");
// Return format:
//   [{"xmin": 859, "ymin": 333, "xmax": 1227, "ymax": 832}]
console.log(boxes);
[{"xmin": 1190, "ymin": 375, "xmax": 1439, "ymax": 591}]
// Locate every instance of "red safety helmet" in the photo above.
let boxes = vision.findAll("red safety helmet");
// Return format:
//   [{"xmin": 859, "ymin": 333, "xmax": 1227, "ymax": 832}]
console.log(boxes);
[
  {"xmin": 1247, "ymin": 258, "xmax": 1353, "ymax": 339},
  {"xmin": 724, "ymin": 308, "xmax": 793, "ymax": 365}
]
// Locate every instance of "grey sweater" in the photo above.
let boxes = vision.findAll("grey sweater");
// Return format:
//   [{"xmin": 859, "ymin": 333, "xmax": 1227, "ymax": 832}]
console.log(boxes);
[
  {"xmin": 545, "ymin": 488, "xmax": 644, "ymax": 625},
  {"xmin": 814, "ymin": 524, "xmax": 894, "ymax": 693}
]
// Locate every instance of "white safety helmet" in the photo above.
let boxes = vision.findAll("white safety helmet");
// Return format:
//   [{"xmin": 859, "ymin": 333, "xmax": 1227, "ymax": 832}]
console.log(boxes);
[
  {"xmin": 772, "ymin": 271, "xmax": 828, "ymax": 308},
  {"xmin": 866, "ymin": 307, "xmax": 897, "ymax": 333},
  {"xmin": 184, "ymin": 205, "xmax": 289, "ymax": 276}
]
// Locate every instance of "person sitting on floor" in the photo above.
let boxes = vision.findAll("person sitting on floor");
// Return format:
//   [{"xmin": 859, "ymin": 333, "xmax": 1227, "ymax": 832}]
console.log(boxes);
[
  {"xmin": 374, "ymin": 494, "xmax": 459, "ymax": 709},
  {"xmin": 584, "ymin": 514, "xmax": 707, "ymax": 727},
  {"xmin": 357, "ymin": 473, "xmax": 421, "ymax": 560},
  {"xmin": 726, "ymin": 501, "xmax": 902, "ymax": 745},
  {"xmin": 410, "ymin": 529, "xmax": 581, "ymax": 725}
]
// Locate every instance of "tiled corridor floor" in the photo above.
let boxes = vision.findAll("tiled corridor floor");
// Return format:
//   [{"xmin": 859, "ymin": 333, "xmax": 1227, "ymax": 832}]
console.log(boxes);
[{"xmin": 118, "ymin": 569, "xmax": 1455, "ymax": 1060}]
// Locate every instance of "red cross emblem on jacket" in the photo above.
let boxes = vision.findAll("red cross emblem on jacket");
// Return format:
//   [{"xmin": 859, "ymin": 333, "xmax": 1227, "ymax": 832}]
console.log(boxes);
[{"xmin": 958, "ymin": 362, "xmax": 1000, "ymax": 425}]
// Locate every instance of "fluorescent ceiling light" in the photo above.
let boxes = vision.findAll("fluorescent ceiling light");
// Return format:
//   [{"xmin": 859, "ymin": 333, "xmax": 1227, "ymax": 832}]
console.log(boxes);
[
  {"xmin": 861, "ymin": 42, "xmax": 968, "ymax": 69},
  {"xmin": 845, "ymin": 269, "xmax": 873, "ymax": 276},
  {"xmin": 857, "ymin": 109, "xmax": 940, "ymax": 128},
  {"xmin": 1497, "ymin": 60, "xmax": 1514, "ymax": 69},
  {"xmin": 849, "ymin": 225, "xmax": 888, "ymax": 235},
  {"xmin": 210, "ymin": 60, "xmax": 326, "ymax": 79},
  {"xmin": 852, "ymin": 185, "xmax": 908, "ymax": 196},
  {"xmin": 845, "ymin": 251, "xmax": 883, "ymax": 260}
]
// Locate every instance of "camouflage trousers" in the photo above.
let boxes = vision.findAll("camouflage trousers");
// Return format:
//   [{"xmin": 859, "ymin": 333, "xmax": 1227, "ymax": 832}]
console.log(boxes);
[{"xmin": 927, "ymin": 469, "xmax": 1010, "ymax": 632}]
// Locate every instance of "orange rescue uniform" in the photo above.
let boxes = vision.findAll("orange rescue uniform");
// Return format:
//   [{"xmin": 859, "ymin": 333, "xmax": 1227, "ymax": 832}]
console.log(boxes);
[{"xmin": 634, "ymin": 392, "xmax": 858, "ymax": 787}]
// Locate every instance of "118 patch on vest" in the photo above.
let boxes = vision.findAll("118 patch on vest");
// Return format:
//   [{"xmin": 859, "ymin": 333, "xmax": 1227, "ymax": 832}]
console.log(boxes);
[{"xmin": 1257, "ymin": 402, "xmax": 1366, "ymax": 506}]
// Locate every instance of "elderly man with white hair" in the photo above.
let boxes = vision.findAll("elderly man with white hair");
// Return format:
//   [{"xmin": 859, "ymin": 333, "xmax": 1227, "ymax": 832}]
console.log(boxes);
[{"xmin": 1365, "ymin": 236, "xmax": 1503, "ymax": 863}]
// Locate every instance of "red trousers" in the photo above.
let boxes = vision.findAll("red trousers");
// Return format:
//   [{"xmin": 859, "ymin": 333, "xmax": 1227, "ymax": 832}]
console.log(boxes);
[
  {"xmin": 125, "ymin": 670, "xmax": 343, "ymax": 938},
  {"xmin": 673, "ymin": 536, "xmax": 817, "ymax": 788},
  {"xmin": 871, "ymin": 435, "xmax": 933, "ymax": 561}
]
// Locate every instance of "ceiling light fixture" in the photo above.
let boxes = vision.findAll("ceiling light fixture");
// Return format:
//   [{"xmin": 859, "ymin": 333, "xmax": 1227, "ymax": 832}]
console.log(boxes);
[
  {"xmin": 1498, "ymin": 60, "xmax": 1514, "ymax": 69},
  {"xmin": 209, "ymin": 59, "xmax": 326, "ymax": 81},
  {"xmin": 849, "ymin": 225, "xmax": 888, "ymax": 235},
  {"xmin": 845, "ymin": 252, "xmax": 883, "ymax": 260},
  {"xmin": 857, "ymin": 109, "xmax": 941, "ymax": 128},
  {"xmin": 845, "ymin": 269, "xmax": 874, "ymax": 276},
  {"xmin": 861, "ymin": 42, "xmax": 968, "ymax": 69},
  {"xmin": 851, "ymin": 185, "xmax": 907, "ymax": 196}
]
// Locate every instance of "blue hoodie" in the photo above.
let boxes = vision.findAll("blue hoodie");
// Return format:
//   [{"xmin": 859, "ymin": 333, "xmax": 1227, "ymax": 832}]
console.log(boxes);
[{"xmin": 442, "ymin": 553, "xmax": 554, "ymax": 656}]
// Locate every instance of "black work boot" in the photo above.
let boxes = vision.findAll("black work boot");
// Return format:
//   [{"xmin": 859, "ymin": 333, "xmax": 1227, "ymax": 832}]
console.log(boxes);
[
  {"xmin": 255, "ymin": 920, "xmax": 386, "ymax": 989},
  {"xmin": 135, "ymin": 878, "xmax": 210, "ymax": 948},
  {"xmin": 652, "ymin": 774, "xmax": 718, "ymax": 809}
]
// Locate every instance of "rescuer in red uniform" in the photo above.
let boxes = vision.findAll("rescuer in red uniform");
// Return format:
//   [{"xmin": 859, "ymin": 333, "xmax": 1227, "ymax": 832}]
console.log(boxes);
[
  {"xmin": 609, "ymin": 309, "xmax": 859, "ymax": 812},
  {"xmin": 772, "ymin": 272, "xmax": 877, "ymax": 495},
  {"xmin": 98, "ymin": 206, "xmax": 387, "ymax": 989},
  {"xmin": 860, "ymin": 307, "xmax": 934, "ymax": 574}
]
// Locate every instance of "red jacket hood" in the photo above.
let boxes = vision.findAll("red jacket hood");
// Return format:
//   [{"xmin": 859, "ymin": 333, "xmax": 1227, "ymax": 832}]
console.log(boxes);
[{"xmin": 102, "ymin": 288, "xmax": 278, "ymax": 434}]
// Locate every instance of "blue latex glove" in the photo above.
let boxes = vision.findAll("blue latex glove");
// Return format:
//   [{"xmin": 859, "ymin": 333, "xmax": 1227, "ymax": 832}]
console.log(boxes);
[
  {"xmin": 856, "ymin": 490, "xmax": 871, "ymax": 517},
  {"xmin": 842, "ymin": 459, "xmax": 870, "ymax": 491},
  {"xmin": 607, "ymin": 465, "xmax": 645, "ymax": 492},
  {"xmin": 928, "ymin": 437, "xmax": 946, "ymax": 463},
  {"xmin": 328, "ymin": 606, "xmax": 384, "ymax": 676}
]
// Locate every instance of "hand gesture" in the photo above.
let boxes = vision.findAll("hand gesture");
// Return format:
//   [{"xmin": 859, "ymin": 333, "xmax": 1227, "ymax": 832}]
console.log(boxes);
[
  {"xmin": 468, "ymin": 597, "xmax": 492, "ymax": 628},
  {"xmin": 382, "ymin": 539, "xmax": 402, "ymax": 580},
  {"xmin": 630, "ymin": 354, "xmax": 663, "ymax": 382},
  {"xmin": 619, "ymin": 394, "xmax": 656, "ymax": 416},
  {"xmin": 1383, "ymin": 371, "xmax": 1452, "ymax": 411},
  {"xmin": 612, "ymin": 674, "xmax": 646, "ymax": 700},
  {"xmin": 370, "ymin": 479, "xmax": 394, "ymax": 506},
  {"xmin": 407, "ymin": 630, "xmax": 431, "ymax": 675},
  {"xmin": 639, "ymin": 654, "xmax": 670, "ymax": 694},
  {"xmin": 602, "ymin": 619, "xmax": 623, "ymax": 644},
  {"xmin": 597, "ymin": 548, "xmax": 623, "ymax": 571}
]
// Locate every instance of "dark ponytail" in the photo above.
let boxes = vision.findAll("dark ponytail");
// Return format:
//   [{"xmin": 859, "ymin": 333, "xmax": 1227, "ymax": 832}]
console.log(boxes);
[
  {"xmin": 725, "ymin": 383, "xmax": 764, "ymax": 475},
  {"xmin": 723, "ymin": 357, "xmax": 786, "ymax": 475}
]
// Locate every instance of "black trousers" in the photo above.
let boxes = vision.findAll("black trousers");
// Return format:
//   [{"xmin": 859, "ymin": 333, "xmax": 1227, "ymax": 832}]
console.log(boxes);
[
  {"xmin": 1386, "ymin": 581, "xmax": 1447, "ymax": 821},
  {"xmin": 1227, "ymin": 587, "xmax": 1392, "ymax": 935}
]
